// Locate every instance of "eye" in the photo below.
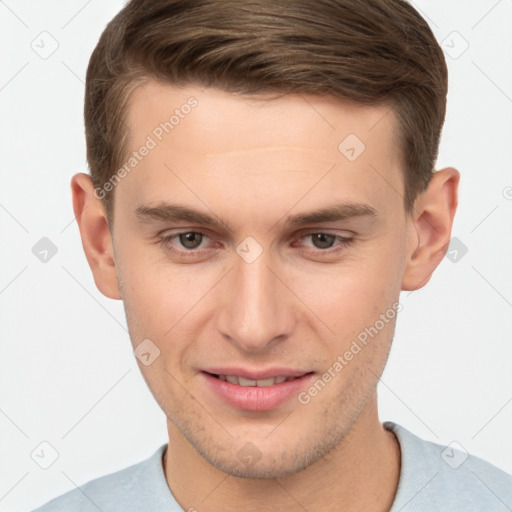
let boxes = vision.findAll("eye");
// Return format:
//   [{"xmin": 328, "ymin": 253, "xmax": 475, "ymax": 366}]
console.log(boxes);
[
  {"xmin": 157, "ymin": 230, "xmax": 352, "ymax": 259},
  {"xmin": 305, "ymin": 233, "xmax": 337, "ymax": 249},
  {"xmin": 158, "ymin": 231, "xmax": 213, "ymax": 254},
  {"xmin": 177, "ymin": 232, "xmax": 206, "ymax": 250},
  {"xmin": 296, "ymin": 232, "xmax": 353, "ymax": 253}
]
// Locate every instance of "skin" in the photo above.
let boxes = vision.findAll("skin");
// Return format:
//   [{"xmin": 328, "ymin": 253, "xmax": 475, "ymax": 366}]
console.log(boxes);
[{"xmin": 72, "ymin": 82, "xmax": 459, "ymax": 511}]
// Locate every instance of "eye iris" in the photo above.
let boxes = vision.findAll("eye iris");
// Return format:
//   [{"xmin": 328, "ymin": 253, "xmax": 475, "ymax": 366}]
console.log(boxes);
[
  {"xmin": 179, "ymin": 232, "xmax": 203, "ymax": 249},
  {"xmin": 312, "ymin": 233, "xmax": 335, "ymax": 249}
]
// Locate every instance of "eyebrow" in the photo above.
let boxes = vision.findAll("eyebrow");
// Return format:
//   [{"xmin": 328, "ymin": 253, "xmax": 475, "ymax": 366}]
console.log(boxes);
[{"xmin": 135, "ymin": 201, "xmax": 378, "ymax": 231}]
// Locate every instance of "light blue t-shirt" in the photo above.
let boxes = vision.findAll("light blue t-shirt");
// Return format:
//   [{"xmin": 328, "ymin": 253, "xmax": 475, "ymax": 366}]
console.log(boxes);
[{"xmin": 32, "ymin": 422, "xmax": 512, "ymax": 511}]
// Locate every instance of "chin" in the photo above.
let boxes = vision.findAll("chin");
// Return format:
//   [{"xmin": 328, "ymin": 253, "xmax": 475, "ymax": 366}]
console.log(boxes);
[
  {"xmin": 204, "ymin": 450, "xmax": 312, "ymax": 480},
  {"xmin": 186, "ymin": 423, "xmax": 347, "ymax": 481},
  {"xmin": 221, "ymin": 464, "xmax": 308, "ymax": 480}
]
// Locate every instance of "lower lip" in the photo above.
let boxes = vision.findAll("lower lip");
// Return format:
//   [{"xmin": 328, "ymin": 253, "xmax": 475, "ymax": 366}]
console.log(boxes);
[{"xmin": 201, "ymin": 372, "xmax": 315, "ymax": 412}]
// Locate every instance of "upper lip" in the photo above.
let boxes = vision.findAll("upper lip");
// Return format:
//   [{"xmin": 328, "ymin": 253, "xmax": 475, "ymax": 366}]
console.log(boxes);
[{"xmin": 202, "ymin": 367, "xmax": 312, "ymax": 380}]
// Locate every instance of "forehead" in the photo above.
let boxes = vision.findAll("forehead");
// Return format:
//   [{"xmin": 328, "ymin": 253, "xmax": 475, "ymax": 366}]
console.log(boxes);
[
  {"xmin": 119, "ymin": 81, "xmax": 403, "ymax": 221},
  {"xmin": 125, "ymin": 80, "xmax": 398, "ymax": 151}
]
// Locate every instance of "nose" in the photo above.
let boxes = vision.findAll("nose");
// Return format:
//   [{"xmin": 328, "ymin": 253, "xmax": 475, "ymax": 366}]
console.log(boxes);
[{"xmin": 217, "ymin": 247, "xmax": 296, "ymax": 353}]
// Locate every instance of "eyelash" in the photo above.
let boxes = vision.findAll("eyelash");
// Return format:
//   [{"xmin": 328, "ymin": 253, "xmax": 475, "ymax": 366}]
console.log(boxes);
[{"xmin": 157, "ymin": 231, "xmax": 353, "ymax": 258}]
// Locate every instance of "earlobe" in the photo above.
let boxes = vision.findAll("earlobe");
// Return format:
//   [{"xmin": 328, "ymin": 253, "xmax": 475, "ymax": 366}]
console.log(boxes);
[
  {"xmin": 401, "ymin": 167, "xmax": 460, "ymax": 291},
  {"xmin": 71, "ymin": 173, "xmax": 122, "ymax": 300}
]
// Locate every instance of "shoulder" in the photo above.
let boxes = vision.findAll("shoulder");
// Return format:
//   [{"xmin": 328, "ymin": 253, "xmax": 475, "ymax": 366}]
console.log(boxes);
[
  {"xmin": 31, "ymin": 444, "xmax": 176, "ymax": 512},
  {"xmin": 386, "ymin": 422, "xmax": 512, "ymax": 511}
]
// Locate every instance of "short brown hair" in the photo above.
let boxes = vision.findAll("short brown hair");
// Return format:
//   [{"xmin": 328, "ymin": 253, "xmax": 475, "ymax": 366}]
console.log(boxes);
[{"xmin": 85, "ymin": 0, "xmax": 448, "ymax": 223}]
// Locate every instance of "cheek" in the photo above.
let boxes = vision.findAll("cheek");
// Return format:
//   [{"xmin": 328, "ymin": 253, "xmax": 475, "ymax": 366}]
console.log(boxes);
[
  {"xmin": 115, "ymin": 220, "xmax": 406, "ymax": 354},
  {"xmin": 117, "ymin": 239, "xmax": 194, "ymax": 307},
  {"xmin": 115, "ymin": 243, "xmax": 224, "ymax": 362},
  {"xmin": 293, "ymin": 243, "xmax": 404, "ymax": 337}
]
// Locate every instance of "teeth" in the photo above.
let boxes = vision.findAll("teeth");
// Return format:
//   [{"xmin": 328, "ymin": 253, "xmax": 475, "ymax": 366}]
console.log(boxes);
[
  {"xmin": 255, "ymin": 377, "xmax": 276, "ymax": 387},
  {"xmin": 219, "ymin": 375, "xmax": 292, "ymax": 386},
  {"xmin": 238, "ymin": 376, "xmax": 257, "ymax": 386},
  {"xmin": 226, "ymin": 375, "xmax": 238, "ymax": 385}
]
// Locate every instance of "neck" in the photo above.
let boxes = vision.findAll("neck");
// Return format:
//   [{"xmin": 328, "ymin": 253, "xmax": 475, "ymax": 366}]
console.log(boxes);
[{"xmin": 163, "ymin": 395, "xmax": 401, "ymax": 512}]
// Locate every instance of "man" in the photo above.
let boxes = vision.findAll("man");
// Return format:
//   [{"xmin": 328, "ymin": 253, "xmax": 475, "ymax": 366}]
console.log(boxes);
[{"xmin": 33, "ymin": 0, "xmax": 511, "ymax": 510}]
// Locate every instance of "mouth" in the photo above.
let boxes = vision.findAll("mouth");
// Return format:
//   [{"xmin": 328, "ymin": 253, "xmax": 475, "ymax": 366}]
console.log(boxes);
[
  {"xmin": 200, "ymin": 369, "xmax": 315, "ymax": 411},
  {"xmin": 205, "ymin": 372, "xmax": 307, "ymax": 387}
]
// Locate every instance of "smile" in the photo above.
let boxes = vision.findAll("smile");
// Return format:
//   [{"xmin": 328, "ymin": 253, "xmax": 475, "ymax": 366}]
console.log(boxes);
[
  {"xmin": 214, "ymin": 374, "xmax": 300, "ymax": 387},
  {"xmin": 201, "ymin": 370, "xmax": 315, "ymax": 411}
]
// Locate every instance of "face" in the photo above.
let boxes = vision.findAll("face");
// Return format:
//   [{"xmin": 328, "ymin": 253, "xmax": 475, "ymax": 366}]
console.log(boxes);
[{"xmin": 110, "ymin": 82, "xmax": 410, "ymax": 478}]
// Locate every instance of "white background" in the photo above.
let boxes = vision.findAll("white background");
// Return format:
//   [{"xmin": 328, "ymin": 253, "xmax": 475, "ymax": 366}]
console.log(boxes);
[{"xmin": 0, "ymin": 1, "xmax": 511, "ymax": 511}]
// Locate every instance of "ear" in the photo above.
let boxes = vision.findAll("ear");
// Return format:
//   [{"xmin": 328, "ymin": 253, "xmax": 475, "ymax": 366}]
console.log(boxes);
[
  {"xmin": 401, "ymin": 167, "xmax": 460, "ymax": 291},
  {"xmin": 71, "ymin": 173, "xmax": 121, "ymax": 300}
]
